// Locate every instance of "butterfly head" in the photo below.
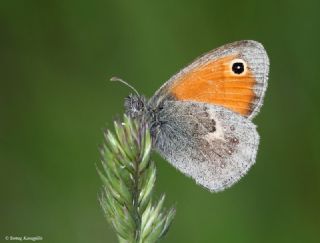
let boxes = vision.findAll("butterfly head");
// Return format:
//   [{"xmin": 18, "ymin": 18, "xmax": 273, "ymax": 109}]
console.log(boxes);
[{"xmin": 124, "ymin": 94, "xmax": 147, "ymax": 119}]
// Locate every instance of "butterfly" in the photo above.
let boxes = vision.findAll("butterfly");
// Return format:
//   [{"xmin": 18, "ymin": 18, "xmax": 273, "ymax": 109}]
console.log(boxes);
[{"xmin": 115, "ymin": 40, "xmax": 269, "ymax": 192}]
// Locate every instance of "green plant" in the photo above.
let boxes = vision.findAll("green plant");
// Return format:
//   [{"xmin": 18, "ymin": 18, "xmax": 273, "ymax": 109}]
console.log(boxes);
[{"xmin": 97, "ymin": 115, "xmax": 175, "ymax": 242}]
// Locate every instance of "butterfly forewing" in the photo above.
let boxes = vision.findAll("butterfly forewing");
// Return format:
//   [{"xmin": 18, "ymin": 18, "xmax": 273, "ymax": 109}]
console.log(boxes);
[{"xmin": 150, "ymin": 40, "xmax": 269, "ymax": 119}]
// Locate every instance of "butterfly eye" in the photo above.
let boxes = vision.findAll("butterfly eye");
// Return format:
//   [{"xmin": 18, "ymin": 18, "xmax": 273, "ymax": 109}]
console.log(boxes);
[{"xmin": 231, "ymin": 59, "xmax": 246, "ymax": 75}]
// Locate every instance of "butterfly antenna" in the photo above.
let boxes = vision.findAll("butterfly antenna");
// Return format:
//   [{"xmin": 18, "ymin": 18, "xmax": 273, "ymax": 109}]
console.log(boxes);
[{"xmin": 110, "ymin": 76, "xmax": 140, "ymax": 96}]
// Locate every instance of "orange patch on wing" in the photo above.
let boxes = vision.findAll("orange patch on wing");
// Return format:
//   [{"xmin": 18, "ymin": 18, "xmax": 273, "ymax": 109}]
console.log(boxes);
[{"xmin": 171, "ymin": 55, "xmax": 256, "ymax": 116}]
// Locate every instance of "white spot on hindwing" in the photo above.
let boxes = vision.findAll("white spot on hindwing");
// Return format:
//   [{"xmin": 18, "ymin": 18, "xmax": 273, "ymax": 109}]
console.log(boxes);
[{"xmin": 203, "ymin": 111, "xmax": 225, "ymax": 142}]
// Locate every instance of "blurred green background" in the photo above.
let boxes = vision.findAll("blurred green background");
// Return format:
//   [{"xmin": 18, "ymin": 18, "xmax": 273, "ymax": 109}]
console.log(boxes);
[{"xmin": 1, "ymin": 0, "xmax": 320, "ymax": 242}]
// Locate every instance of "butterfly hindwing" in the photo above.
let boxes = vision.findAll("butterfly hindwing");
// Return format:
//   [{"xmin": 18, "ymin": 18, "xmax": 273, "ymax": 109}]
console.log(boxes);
[{"xmin": 154, "ymin": 100, "xmax": 259, "ymax": 192}]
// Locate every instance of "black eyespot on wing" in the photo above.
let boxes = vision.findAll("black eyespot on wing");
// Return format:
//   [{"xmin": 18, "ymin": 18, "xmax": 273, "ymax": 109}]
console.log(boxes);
[{"xmin": 232, "ymin": 62, "xmax": 244, "ymax": 74}]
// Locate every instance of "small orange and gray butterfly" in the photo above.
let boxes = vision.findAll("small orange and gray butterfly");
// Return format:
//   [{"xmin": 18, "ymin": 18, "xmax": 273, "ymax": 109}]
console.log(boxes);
[{"xmin": 113, "ymin": 40, "xmax": 269, "ymax": 192}]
